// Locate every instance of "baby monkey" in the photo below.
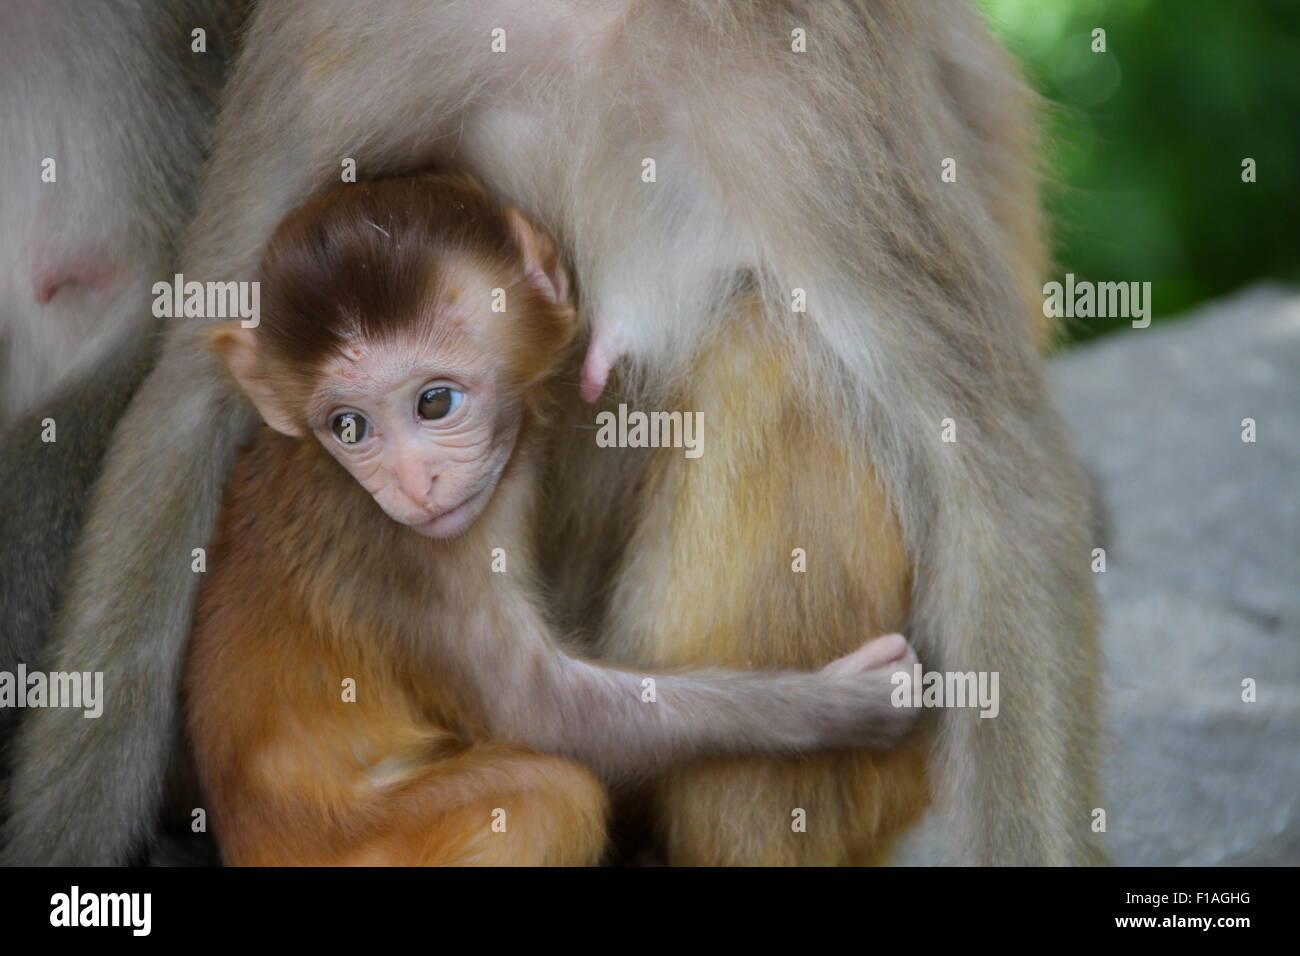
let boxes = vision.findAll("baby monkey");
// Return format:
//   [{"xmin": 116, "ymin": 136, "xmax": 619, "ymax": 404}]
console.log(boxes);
[{"xmin": 186, "ymin": 172, "xmax": 919, "ymax": 865}]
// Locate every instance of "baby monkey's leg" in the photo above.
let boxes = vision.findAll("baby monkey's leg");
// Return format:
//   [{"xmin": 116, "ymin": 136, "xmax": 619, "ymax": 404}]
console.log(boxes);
[
  {"xmin": 220, "ymin": 741, "xmax": 607, "ymax": 867},
  {"xmin": 190, "ymin": 622, "xmax": 609, "ymax": 867},
  {"xmin": 341, "ymin": 747, "xmax": 609, "ymax": 867}
]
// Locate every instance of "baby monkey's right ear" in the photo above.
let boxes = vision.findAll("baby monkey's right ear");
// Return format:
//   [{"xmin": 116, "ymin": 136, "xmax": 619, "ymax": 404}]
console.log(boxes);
[
  {"xmin": 505, "ymin": 206, "xmax": 571, "ymax": 309},
  {"xmin": 205, "ymin": 322, "xmax": 304, "ymax": 438}
]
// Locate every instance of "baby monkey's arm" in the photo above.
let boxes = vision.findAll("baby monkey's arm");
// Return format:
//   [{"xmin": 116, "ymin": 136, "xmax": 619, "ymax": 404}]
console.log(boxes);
[{"xmin": 456, "ymin": 602, "xmax": 920, "ymax": 784}]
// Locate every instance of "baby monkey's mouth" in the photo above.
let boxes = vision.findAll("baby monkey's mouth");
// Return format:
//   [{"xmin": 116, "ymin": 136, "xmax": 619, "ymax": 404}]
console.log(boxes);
[{"xmin": 407, "ymin": 483, "xmax": 494, "ymax": 539}]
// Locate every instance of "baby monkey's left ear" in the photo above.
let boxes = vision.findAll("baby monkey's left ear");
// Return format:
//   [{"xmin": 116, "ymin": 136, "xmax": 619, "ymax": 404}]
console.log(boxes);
[{"xmin": 505, "ymin": 206, "xmax": 571, "ymax": 308}]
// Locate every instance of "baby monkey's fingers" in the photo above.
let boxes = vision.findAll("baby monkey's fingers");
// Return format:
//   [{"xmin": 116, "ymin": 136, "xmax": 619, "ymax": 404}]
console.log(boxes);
[
  {"xmin": 821, "ymin": 633, "xmax": 914, "ymax": 679},
  {"xmin": 817, "ymin": 633, "xmax": 921, "ymax": 751}
]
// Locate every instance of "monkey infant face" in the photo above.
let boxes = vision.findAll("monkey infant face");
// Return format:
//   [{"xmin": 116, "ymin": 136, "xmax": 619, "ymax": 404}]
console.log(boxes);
[
  {"xmin": 310, "ymin": 336, "xmax": 523, "ymax": 539},
  {"xmin": 212, "ymin": 176, "xmax": 577, "ymax": 539}
]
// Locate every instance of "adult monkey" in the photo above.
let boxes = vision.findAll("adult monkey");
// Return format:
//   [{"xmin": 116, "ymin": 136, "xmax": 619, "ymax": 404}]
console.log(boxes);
[
  {"xmin": 3, "ymin": 0, "xmax": 1105, "ymax": 865},
  {"xmin": 0, "ymin": 0, "xmax": 247, "ymax": 422},
  {"xmin": 0, "ymin": 0, "xmax": 246, "ymax": 834}
]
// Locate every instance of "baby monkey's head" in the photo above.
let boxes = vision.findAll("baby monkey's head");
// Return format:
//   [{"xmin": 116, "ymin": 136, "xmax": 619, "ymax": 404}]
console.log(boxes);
[{"xmin": 210, "ymin": 172, "xmax": 576, "ymax": 539}]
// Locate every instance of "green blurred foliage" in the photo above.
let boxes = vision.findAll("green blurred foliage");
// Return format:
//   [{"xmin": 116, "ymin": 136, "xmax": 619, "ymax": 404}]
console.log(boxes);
[{"xmin": 978, "ymin": 0, "xmax": 1300, "ymax": 341}]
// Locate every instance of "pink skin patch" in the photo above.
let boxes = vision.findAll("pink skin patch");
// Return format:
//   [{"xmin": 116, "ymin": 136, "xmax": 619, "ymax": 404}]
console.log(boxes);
[
  {"xmin": 579, "ymin": 328, "xmax": 621, "ymax": 404},
  {"xmin": 32, "ymin": 260, "xmax": 117, "ymax": 305}
]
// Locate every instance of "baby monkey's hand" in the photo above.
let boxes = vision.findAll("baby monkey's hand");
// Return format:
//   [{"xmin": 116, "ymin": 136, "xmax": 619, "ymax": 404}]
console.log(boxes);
[{"xmin": 816, "ymin": 633, "xmax": 921, "ymax": 751}]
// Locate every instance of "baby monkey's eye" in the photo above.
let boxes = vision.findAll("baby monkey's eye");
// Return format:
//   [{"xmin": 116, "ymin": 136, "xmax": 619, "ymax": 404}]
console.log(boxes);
[
  {"xmin": 418, "ymin": 387, "xmax": 464, "ymax": 421},
  {"xmin": 331, "ymin": 412, "xmax": 368, "ymax": 444}
]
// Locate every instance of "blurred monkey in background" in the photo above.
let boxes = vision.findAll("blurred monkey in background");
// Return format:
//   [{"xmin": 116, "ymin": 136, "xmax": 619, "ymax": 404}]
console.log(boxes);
[
  {"xmin": 0, "ymin": 0, "xmax": 247, "ymax": 418},
  {"xmin": 0, "ymin": 0, "xmax": 247, "ymax": 833}
]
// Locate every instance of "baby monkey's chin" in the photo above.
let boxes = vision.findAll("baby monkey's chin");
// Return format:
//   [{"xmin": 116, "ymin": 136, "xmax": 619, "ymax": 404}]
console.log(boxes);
[{"xmin": 405, "ymin": 485, "xmax": 493, "ymax": 540}]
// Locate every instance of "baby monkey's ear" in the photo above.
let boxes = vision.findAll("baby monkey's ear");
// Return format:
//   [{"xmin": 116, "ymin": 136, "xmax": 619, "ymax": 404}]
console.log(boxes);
[
  {"xmin": 206, "ymin": 322, "xmax": 304, "ymax": 438},
  {"xmin": 505, "ymin": 206, "xmax": 571, "ymax": 308}
]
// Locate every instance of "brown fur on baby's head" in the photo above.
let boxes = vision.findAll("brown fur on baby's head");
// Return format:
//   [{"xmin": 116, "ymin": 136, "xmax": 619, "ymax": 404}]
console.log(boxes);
[{"xmin": 251, "ymin": 171, "xmax": 577, "ymax": 428}]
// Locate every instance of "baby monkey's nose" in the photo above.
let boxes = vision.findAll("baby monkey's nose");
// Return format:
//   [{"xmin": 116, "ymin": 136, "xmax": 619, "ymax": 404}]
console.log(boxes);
[{"xmin": 392, "ymin": 455, "xmax": 438, "ymax": 508}]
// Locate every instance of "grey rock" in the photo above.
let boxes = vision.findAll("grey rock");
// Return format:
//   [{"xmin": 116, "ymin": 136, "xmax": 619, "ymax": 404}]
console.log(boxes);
[{"xmin": 1053, "ymin": 284, "xmax": 1300, "ymax": 866}]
